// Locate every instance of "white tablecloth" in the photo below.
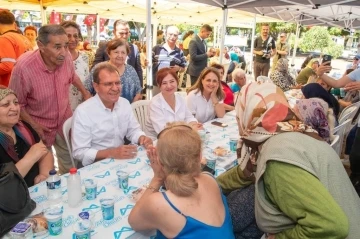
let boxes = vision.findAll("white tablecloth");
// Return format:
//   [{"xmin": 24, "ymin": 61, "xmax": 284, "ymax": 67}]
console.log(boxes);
[{"xmin": 21, "ymin": 112, "xmax": 239, "ymax": 239}]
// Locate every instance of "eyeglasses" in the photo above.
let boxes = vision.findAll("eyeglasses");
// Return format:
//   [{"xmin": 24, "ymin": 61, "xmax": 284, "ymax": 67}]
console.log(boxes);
[
  {"xmin": 67, "ymin": 34, "xmax": 79, "ymax": 39},
  {"xmin": 157, "ymin": 124, "xmax": 193, "ymax": 139},
  {"xmin": 97, "ymin": 81, "xmax": 122, "ymax": 87}
]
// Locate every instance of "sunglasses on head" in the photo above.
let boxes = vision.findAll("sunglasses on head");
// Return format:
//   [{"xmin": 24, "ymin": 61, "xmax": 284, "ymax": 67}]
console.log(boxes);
[{"xmin": 157, "ymin": 124, "xmax": 193, "ymax": 139}]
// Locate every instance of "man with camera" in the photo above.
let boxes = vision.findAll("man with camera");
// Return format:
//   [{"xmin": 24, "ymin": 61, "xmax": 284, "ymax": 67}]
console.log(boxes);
[{"xmin": 253, "ymin": 23, "xmax": 276, "ymax": 81}]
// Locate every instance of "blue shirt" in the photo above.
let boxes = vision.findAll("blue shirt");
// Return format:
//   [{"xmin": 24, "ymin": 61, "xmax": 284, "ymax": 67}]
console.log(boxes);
[
  {"xmin": 348, "ymin": 68, "xmax": 360, "ymax": 81},
  {"xmin": 84, "ymin": 64, "xmax": 142, "ymax": 103},
  {"xmin": 156, "ymin": 179, "xmax": 235, "ymax": 239},
  {"xmin": 230, "ymin": 83, "xmax": 240, "ymax": 93}
]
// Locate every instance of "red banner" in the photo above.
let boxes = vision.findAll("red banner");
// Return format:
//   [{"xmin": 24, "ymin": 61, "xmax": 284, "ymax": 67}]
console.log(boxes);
[
  {"xmin": 84, "ymin": 14, "xmax": 96, "ymax": 26},
  {"xmin": 50, "ymin": 11, "xmax": 61, "ymax": 24},
  {"xmin": 100, "ymin": 18, "xmax": 106, "ymax": 32}
]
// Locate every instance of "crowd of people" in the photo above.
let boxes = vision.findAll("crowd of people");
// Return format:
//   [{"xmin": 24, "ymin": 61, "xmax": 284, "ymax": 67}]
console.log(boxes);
[{"xmin": 1, "ymin": 8, "xmax": 360, "ymax": 239}]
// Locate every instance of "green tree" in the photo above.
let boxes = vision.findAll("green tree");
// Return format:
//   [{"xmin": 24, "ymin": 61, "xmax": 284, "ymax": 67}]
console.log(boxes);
[
  {"xmin": 323, "ymin": 40, "xmax": 344, "ymax": 58},
  {"xmin": 298, "ymin": 26, "xmax": 331, "ymax": 52}
]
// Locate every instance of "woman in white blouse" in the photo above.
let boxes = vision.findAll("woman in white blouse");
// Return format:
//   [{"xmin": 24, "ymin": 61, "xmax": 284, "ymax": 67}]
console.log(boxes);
[
  {"xmin": 186, "ymin": 67, "xmax": 225, "ymax": 123},
  {"xmin": 145, "ymin": 68, "xmax": 201, "ymax": 138}
]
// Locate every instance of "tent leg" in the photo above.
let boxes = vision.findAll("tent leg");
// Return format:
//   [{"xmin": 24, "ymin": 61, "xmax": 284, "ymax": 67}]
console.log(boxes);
[
  {"xmin": 96, "ymin": 14, "xmax": 100, "ymax": 47},
  {"xmin": 249, "ymin": 14, "xmax": 257, "ymax": 76},
  {"xmin": 40, "ymin": 0, "xmax": 47, "ymax": 25},
  {"xmin": 291, "ymin": 22, "xmax": 300, "ymax": 67},
  {"xmin": 146, "ymin": 0, "xmax": 153, "ymax": 100},
  {"xmin": 219, "ymin": 2, "xmax": 228, "ymax": 65}
]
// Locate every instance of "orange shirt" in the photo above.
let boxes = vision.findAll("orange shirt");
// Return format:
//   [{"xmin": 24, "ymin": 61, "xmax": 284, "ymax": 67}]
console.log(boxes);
[{"xmin": 0, "ymin": 30, "xmax": 32, "ymax": 86}]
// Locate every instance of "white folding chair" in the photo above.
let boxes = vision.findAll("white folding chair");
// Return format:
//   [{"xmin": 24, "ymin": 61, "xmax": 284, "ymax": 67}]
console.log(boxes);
[
  {"xmin": 330, "ymin": 135, "xmax": 340, "ymax": 154},
  {"xmin": 62, "ymin": 116, "xmax": 76, "ymax": 168},
  {"xmin": 131, "ymin": 100, "xmax": 150, "ymax": 131},
  {"xmin": 338, "ymin": 105, "xmax": 358, "ymax": 125},
  {"xmin": 333, "ymin": 118, "xmax": 352, "ymax": 157}
]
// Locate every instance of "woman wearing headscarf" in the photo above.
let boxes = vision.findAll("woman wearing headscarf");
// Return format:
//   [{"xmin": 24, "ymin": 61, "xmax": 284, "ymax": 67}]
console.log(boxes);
[
  {"xmin": 0, "ymin": 87, "xmax": 54, "ymax": 187},
  {"xmin": 217, "ymin": 82, "xmax": 360, "ymax": 239},
  {"xmin": 293, "ymin": 98, "xmax": 335, "ymax": 144},
  {"xmin": 302, "ymin": 83, "xmax": 340, "ymax": 122},
  {"xmin": 270, "ymin": 58, "xmax": 298, "ymax": 91},
  {"xmin": 296, "ymin": 58, "xmax": 319, "ymax": 85}
]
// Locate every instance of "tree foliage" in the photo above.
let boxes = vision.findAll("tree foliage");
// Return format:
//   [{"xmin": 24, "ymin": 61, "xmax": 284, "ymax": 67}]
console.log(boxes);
[
  {"xmin": 299, "ymin": 26, "xmax": 331, "ymax": 52},
  {"xmin": 323, "ymin": 40, "xmax": 344, "ymax": 58}
]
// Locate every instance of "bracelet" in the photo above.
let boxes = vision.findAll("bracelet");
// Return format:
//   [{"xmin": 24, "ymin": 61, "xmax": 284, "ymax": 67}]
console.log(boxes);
[
  {"xmin": 213, "ymin": 101, "xmax": 219, "ymax": 107},
  {"xmin": 145, "ymin": 185, "xmax": 159, "ymax": 192}
]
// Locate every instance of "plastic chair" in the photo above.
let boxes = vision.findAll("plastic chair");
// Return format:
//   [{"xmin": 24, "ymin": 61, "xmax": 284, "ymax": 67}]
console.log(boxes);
[
  {"xmin": 131, "ymin": 100, "xmax": 150, "ymax": 131},
  {"xmin": 330, "ymin": 135, "xmax": 340, "ymax": 154},
  {"xmin": 339, "ymin": 105, "xmax": 358, "ymax": 125},
  {"xmin": 333, "ymin": 118, "xmax": 352, "ymax": 157},
  {"xmin": 62, "ymin": 116, "xmax": 76, "ymax": 168}
]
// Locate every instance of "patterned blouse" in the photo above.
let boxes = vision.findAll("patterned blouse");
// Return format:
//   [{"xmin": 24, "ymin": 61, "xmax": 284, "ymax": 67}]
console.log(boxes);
[
  {"xmin": 84, "ymin": 64, "xmax": 142, "ymax": 103},
  {"xmin": 69, "ymin": 51, "xmax": 89, "ymax": 111}
]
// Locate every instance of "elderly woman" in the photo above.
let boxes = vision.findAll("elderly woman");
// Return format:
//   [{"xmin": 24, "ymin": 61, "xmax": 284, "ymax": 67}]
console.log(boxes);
[
  {"xmin": 296, "ymin": 58, "xmax": 319, "ymax": 85},
  {"xmin": 217, "ymin": 82, "xmax": 360, "ymax": 238},
  {"xmin": 85, "ymin": 39, "xmax": 142, "ymax": 103},
  {"xmin": 302, "ymin": 83, "xmax": 340, "ymax": 122},
  {"xmin": 129, "ymin": 123, "xmax": 235, "ymax": 238},
  {"xmin": 270, "ymin": 58, "xmax": 298, "ymax": 91},
  {"xmin": 0, "ymin": 87, "xmax": 54, "ymax": 187},
  {"xmin": 145, "ymin": 68, "xmax": 201, "ymax": 139},
  {"xmin": 186, "ymin": 67, "xmax": 225, "ymax": 123},
  {"xmin": 293, "ymin": 98, "xmax": 335, "ymax": 143},
  {"xmin": 24, "ymin": 25, "xmax": 38, "ymax": 50},
  {"xmin": 60, "ymin": 21, "xmax": 90, "ymax": 111}
]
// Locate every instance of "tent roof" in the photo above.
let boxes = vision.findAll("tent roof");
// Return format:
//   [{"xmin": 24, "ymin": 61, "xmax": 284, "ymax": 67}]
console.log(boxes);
[
  {"xmin": 191, "ymin": 0, "xmax": 360, "ymax": 29},
  {"xmin": 0, "ymin": 0, "xmax": 279, "ymax": 27}
]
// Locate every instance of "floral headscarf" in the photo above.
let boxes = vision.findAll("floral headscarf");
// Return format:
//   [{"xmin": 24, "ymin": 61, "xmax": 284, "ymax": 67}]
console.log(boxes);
[
  {"xmin": 295, "ymin": 98, "xmax": 331, "ymax": 143},
  {"xmin": 235, "ymin": 82, "xmax": 319, "ymax": 170}
]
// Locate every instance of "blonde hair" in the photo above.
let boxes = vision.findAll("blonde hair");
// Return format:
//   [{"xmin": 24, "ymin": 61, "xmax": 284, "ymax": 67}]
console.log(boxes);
[
  {"xmin": 157, "ymin": 123, "xmax": 202, "ymax": 197},
  {"xmin": 187, "ymin": 67, "xmax": 225, "ymax": 100}
]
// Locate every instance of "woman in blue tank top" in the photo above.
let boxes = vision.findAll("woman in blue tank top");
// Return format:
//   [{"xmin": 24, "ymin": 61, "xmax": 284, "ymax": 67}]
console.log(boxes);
[{"xmin": 128, "ymin": 123, "xmax": 235, "ymax": 239}]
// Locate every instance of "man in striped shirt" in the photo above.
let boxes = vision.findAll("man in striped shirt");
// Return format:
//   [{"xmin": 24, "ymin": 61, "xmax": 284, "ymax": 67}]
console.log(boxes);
[{"xmin": 9, "ymin": 24, "xmax": 91, "ymax": 175}]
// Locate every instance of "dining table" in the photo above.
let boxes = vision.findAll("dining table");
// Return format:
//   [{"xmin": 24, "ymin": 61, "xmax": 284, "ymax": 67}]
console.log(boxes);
[{"xmin": 5, "ymin": 111, "xmax": 240, "ymax": 239}]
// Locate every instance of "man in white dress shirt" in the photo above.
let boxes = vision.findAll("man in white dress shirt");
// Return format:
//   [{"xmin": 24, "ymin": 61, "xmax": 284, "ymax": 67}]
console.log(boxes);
[{"xmin": 72, "ymin": 62, "xmax": 153, "ymax": 166}]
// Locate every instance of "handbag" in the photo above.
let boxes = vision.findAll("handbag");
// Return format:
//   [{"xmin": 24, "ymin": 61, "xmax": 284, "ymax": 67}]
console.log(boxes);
[{"xmin": 0, "ymin": 162, "xmax": 36, "ymax": 237}]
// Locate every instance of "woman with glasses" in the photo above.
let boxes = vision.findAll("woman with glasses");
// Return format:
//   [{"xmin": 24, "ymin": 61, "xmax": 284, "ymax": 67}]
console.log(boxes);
[
  {"xmin": 60, "ymin": 21, "xmax": 90, "ymax": 111},
  {"xmin": 186, "ymin": 67, "xmax": 225, "ymax": 123},
  {"xmin": 84, "ymin": 38, "xmax": 142, "ymax": 103},
  {"xmin": 145, "ymin": 68, "xmax": 201, "ymax": 139},
  {"xmin": 129, "ymin": 123, "xmax": 235, "ymax": 238}
]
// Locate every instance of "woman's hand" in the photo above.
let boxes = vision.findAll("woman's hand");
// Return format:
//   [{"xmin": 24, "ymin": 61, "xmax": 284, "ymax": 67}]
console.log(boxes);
[
  {"xmin": 189, "ymin": 122, "xmax": 203, "ymax": 130},
  {"xmin": 344, "ymin": 81, "xmax": 360, "ymax": 92},
  {"xmin": 210, "ymin": 82, "xmax": 220, "ymax": 102},
  {"xmin": 316, "ymin": 62, "xmax": 332, "ymax": 77},
  {"xmin": 146, "ymin": 146, "xmax": 165, "ymax": 182},
  {"xmin": 25, "ymin": 142, "xmax": 49, "ymax": 163},
  {"xmin": 34, "ymin": 174, "xmax": 48, "ymax": 184}
]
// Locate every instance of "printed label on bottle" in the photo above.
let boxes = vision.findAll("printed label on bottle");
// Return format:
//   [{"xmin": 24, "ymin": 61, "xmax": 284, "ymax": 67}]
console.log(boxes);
[{"xmin": 47, "ymin": 180, "xmax": 61, "ymax": 190}]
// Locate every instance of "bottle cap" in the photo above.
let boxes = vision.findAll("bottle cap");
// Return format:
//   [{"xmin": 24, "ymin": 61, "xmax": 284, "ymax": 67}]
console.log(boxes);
[
  {"xmin": 49, "ymin": 169, "xmax": 57, "ymax": 175},
  {"xmin": 69, "ymin": 168, "xmax": 77, "ymax": 174}
]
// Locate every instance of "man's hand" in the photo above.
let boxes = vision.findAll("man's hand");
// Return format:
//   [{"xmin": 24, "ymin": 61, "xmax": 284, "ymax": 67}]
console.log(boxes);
[
  {"xmin": 344, "ymin": 81, "xmax": 360, "ymax": 92},
  {"xmin": 34, "ymin": 174, "xmax": 48, "ymax": 184},
  {"xmin": 111, "ymin": 145, "xmax": 138, "ymax": 159},
  {"xmin": 83, "ymin": 90, "xmax": 92, "ymax": 100},
  {"xmin": 138, "ymin": 135, "xmax": 153, "ymax": 149},
  {"xmin": 32, "ymin": 124, "xmax": 51, "ymax": 143},
  {"xmin": 316, "ymin": 62, "xmax": 332, "ymax": 77}
]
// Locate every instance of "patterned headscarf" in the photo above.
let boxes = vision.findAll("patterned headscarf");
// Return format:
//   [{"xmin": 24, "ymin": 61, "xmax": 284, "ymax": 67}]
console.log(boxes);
[
  {"xmin": 235, "ymin": 82, "xmax": 319, "ymax": 170},
  {"xmin": 0, "ymin": 88, "xmax": 16, "ymax": 101},
  {"xmin": 295, "ymin": 98, "xmax": 331, "ymax": 143},
  {"xmin": 275, "ymin": 58, "xmax": 289, "ymax": 73},
  {"xmin": 306, "ymin": 58, "xmax": 319, "ymax": 68}
]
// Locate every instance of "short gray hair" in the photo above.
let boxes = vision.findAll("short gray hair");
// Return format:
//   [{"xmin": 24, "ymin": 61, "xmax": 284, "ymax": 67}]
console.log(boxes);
[
  {"xmin": 37, "ymin": 24, "xmax": 66, "ymax": 45},
  {"xmin": 232, "ymin": 68, "xmax": 245, "ymax": 79},
  {"xmin": 93, "ymin": 62, "xmax": 119, "ymax": 84}
]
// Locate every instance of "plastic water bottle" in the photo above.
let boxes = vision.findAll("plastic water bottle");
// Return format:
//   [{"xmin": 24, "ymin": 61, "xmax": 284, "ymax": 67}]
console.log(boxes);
[
  {"xmin": 46, "ymin": 169, "xmax": 62, "ymax": 205},
  {"xmin": 67, "ymin": 168, "xmax": 82, "ymax": 207}
]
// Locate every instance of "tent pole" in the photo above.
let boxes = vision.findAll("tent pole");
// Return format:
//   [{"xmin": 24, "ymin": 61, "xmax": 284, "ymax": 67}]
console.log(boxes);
[
  {"xmin": 249, "ymin": 14, "xmax": 257, "ymax": 76},
  {"xmin": 219, "ymin": 1, "xmax": 228, "ymax": 65},
  {"xmin": 40, "ymin": 0, "xmax": 47, "ymax": 25},
  {"xmin": 96, "ymin": 14, "xmax": 100, "ymax": 47},
  {"xmin": 291, "ymin": 21, "xmax": 300, "ymax": 67},
  {"xmin": 146, "ymin": 0, "xmax": 153, "ymax": 100},
  {"xmin": 213, "ymin": 24, "xmax": 216, "ymax": 48},
  {"xmin": 152, "ymin": 20, "xmax": 158, "ymax": 47}
]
